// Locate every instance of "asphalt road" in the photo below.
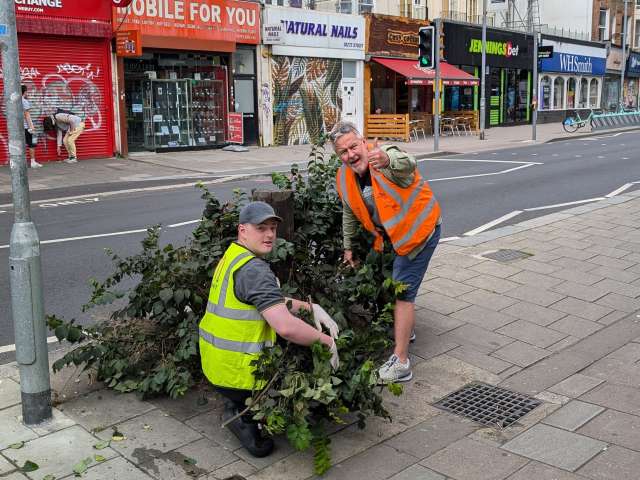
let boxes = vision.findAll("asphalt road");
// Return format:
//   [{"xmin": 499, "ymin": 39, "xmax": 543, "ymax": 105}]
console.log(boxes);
[{"xmin": 1, "ymin": 130, "xmax": 640, "ymax": 354}]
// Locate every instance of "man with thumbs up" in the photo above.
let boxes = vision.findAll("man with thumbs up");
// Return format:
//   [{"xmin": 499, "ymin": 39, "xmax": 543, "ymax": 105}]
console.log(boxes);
[{"xmin": 330, "ymin": 121, "xmax": 442, "ymax": 384}]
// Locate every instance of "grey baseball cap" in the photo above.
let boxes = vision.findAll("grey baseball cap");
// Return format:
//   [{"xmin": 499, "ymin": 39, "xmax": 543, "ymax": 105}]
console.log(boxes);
[{"xmin": 239, "ymin": 201, "xmax": 283, "ymax": 225}]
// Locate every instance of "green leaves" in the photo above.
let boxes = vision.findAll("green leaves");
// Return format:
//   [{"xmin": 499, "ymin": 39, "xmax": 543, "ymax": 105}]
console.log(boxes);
[
  {"xmin": 20, "ymin": 460, "xmax": 39, "ymax": 472},
  {"xmin": 287, "ymin": 423, "xmax": 313, "ymax": 451},
  {"xmin": 72, "ymin": 457, "xmax": 92, "ymax": 475},
  {"xmin": 8, "ymin": 441, "xmax": 24, "ymax": 449}
]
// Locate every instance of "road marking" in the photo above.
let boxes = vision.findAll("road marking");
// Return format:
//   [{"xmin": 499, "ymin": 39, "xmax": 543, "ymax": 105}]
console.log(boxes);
[
  {"xmin": 575, "ymin": 155, "xmax": 582, "ymax": 158},
  {"xmin": 606, "ymin": 183, "xmax": 635, "ymax": 198},
  {"xmin": 524, "ymin": 197, "xmax": 605, "ymax": 212},
  {"xmin": 168, "ymin": 219, "xmax": 200, "ymax": 228},
  {"xmin": 463, "ymin": 211, "xmax": 522, "ymax": 236},
  {"xmin": 425, "ymin": 158, "xmax": 542, "ymax": 165},
  {"xmin": 440, "ymin": 236, "xmax": 460, "ymax": 242},
  {"xmin": 531, "ymin": 153, "xmax": 537, "ymax": 156},
  {"xmin": 0, "ymin": 336, "xmax": 58, "ymax": 354},
  {"xmin": 0, "ymin": 175, "xmax": 248, "ymax": 209},
  {"xmin": 552, "ymin": 154, "xmax": 559, "ymax": 157},
  {"xmin": 429, "ymin": 163, "xmax": 539, "ymax": 183},
  {"xmin": 39, "ymin": 197, "xmax": 99, "ymax": 208},
  {"xmin": 0, "ymin": 227, "xmax": 150, "ymax": 250}
]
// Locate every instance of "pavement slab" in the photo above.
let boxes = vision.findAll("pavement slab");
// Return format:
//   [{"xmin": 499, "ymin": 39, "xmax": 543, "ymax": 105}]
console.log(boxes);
[
  {"xmin": 496, "ymin": 320, "xmax": 567, "ymax": 349},
  {"xmin": 504, "ymin": 285, "xmax": 566, "ymax": 308},
  {"xmin": 59, "ymin": 389, "xmax": 156, "ymax": 432},
  {"xmin": 501, "ymin": 424, "xmax": 607, "ymax": 472},
  {"xmin": 440, "ymin": 324, "xmax": 515, "ymax": 354},
  {"xmin": 500, "ymin": 301, "xmax": 567, "ymax": 327},
  {"xmin": 492, "ymin": 341, "xmax": 551, "ymax": 368},
  {"xmin": 509, "ymin": 270, "xmax": 564, "ymax": 290},
  {"xmin": 211, "ymin": 459, "xmax": 257, "ymax": 480},
  {"xmin": 0, "ymin": 405, "xmax": 38, "ymax": 450},
  {"xmin": 421, "ymin": 437, "xmax": 528, "ymax": 480},
  {"xmin": 463, "ymin": 274, "xmax": 520, "ymax": 294},
  {"xmin": 96, "ymin": 410, "xmax": 202, "ymax": 463},
  {"xmin": 60, "ymin": 457, "xmax": 154, "ymax": 480},
  {"xmin": 384, "ymin": 413, "xmax": 478, "ymax": 460},
  {"xmin": 550, "ymin": 297, "xmax": 613, "ymax": 322},
  {"xmin": 2, "ymin": 425, "xmax": 119, "ymax": 480},
  {"xmin": 184, "ymin": 410, "xmax": 242, "ymax": 451},
  {"xmin": 317, "ymin": 444, "xmax": 417, "ymax": 480},
  {"xmin": 548, "ymin": 316, "xmax": 603, "ymax": 339},
  {"xmin": 541, "ymin": 400, "xmax": 605, "ymax": 431},
  {"xmin": 148, "ymin": 386, "xmax": 223, "ymax": 422},
  {"xmin": 506, "ymin": 461, "xmax": 588, "ymax": 480},
  {"xmin": 421, "ymin": 277, "xmax": 477, "ymax": 298},
  {"xmin": 447, "ymin": 346, "xmax": 514, "ymax": 374},
  {"xmin": 450, "ymin": 305, "xmax": 518, "ymax": 331},
  {"xmin": 579, "ymin": 383, "xmax": 640, "ymax": 416},
  {"xmin": 0, "ymin": 454, "xmax": 16, "ymax": 475},
  {"xmin": 414, "ymin": 291, "xmax": 471, "ymax": 316},
  {"xmin": 549, "ymin": 268, "xmax": 607, "ymax": 286},
  {"xmin": 428, "ymin": 263, "xmax": 481, "ymax": 283},
  {"xmin": 548, "ymin": 374, "xmax": 605, "ymax": 398},
  {"xmin": 578, "ymin": 409, "xmax": 640, "ymax": 452},
  {"xmin": 596, "ymin": 292, "xmax": 640, "ymax": 313},
  {"xmin": 468, "ymin": 261, "xmax": 523, "ymax": 279},
  {"xmin": 0, "ymin": 378, "xmax": 21, "ymax": 410},
  {"xmin": 459, "ymin": 288, "xmax": 520, "ymax": 311},
  {"xmin": 577, "ymin": 445, "xmax": 640, "ymax": 480},
  {"xmin": 414, "ymin": 308, "xmax": 465, "ymax": 335},
  {"xmin": 387, "ymin": 464, "xmax": 446, "ymax": 480},
  {"xmin": 551, "ymin": 281, "xmax": 609, "ymax": 303}
]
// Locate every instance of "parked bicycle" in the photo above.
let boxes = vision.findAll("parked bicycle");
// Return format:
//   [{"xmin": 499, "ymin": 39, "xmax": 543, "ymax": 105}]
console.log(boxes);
[{"xmin": 562, "ymin": 109, "xmax": 595, "ymax": 133}]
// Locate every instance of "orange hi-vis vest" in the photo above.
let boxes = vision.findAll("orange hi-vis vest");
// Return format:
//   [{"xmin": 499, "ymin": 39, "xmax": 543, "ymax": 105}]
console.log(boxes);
[{"xmin": 336, "ymin": 165, "xmax": 440, "ymax": 256}]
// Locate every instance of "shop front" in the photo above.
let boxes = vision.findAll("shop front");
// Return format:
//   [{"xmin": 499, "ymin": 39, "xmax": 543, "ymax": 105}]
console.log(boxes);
[
  {"xmin": 260, "ymin": 7, "xmax": 365, "ymax": 146},
  {"xmin": 603, "ymin": 47, "xmax": 623, "ymax": 111},
  {"xmin": 624, "ymin": 52, "xmax": 640, "ymax": 109},
  {"xmin": 537, "ymin": 37, "xmax": 606, "ymax": 122},
  {"xmin": 114, "ymin": 0, "xmax": 260, "ymax": 152},
  {"xmin": 365, "ymin": 14, "xmax": 478, "ymax": 139},
  {"xmin": 0, "ymin": 0, "xmax": 114, "ymax": 164},
  {"xmin": 443, "ymin": 21, "xmax": 534, "ymax": 128}
]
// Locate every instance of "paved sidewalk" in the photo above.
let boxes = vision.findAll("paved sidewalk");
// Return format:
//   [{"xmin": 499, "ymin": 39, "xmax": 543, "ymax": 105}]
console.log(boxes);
[
  {"xmin": 3, "ymin": 190, "xmax": 640, "ymax": 479},
  {"xmin": 2, "ymin": 122, "xmax": 633, "ymax": 196}
]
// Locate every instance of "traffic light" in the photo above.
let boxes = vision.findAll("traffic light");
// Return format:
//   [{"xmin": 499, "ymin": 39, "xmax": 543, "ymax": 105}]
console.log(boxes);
[{"xmin": 418, "ymin": 26, "xmax": 434, "ymax": 69}]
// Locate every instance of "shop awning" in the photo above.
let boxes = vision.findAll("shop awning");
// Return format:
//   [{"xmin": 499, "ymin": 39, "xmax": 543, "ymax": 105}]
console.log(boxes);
[{"xmin": 372, "ymin": 57, "xmax": 479, "ymax": 86}]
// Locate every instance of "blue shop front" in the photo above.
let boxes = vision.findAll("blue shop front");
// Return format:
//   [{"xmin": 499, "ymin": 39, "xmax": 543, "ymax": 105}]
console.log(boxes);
[{"xmin": 537, "ymin": 36, "xmax": 606, "ymax": 123}]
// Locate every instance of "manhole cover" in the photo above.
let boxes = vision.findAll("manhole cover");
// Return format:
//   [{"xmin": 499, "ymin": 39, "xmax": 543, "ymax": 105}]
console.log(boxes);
[
  {"xmin": 434, "ymin": 382, "xmax": 542, "ymax": 428},
  {"xmin": 481, "ymin": 249, "xmax": 532, "ymax": 262}
]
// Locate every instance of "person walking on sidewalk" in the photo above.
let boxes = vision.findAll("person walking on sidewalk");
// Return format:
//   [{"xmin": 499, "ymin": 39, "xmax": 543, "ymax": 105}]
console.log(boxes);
[
  {"xmin": 199, "ymin": 201, "xmax": 340, "ymax": 458},
  {"xmin": 22, "ymin": 85, "xmax": 42, "ymax": 168},
  {"xmin": 42, "ymin": 108, "xmax": 85, "ymax": 164},
  {"xmin": 330, "ymin": 121, "xmax": 441, "ymax": 384}
]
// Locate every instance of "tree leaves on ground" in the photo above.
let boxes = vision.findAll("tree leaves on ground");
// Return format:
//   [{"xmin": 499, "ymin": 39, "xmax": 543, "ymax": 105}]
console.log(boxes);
[
  {"xmin": 20, "ymin": 460, "xmax": 39, "ymax": 472},
  {"xmin": 47, "ymin": 137, "xmax": 405, "ymax": 473}
]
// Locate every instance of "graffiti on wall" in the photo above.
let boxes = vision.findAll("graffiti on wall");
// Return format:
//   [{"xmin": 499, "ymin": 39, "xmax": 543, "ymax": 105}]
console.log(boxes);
[
  {"xmin": 0, "ymin": 65, "xmax": 104, "ymax": 162},
  {"xmin": 271, "ymin": 56, "xmax": 341, "ymax": 146}
]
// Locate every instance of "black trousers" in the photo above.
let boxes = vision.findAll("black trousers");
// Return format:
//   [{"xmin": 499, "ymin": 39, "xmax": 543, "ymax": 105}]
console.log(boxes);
[{"xmin": 214, "ymin": 385, "xmax": 254, "ymax": 422}]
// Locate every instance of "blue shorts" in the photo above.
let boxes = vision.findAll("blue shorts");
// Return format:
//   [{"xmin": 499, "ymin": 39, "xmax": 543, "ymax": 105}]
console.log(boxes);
[{"xmin": 392, "ymin": 224, "xmax": 441, "ymax": 303}]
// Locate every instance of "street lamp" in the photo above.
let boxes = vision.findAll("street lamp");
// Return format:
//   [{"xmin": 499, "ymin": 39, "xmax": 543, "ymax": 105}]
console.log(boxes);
[
  {"xmin": 479, "ymin": 0, "xmax": 487, "ymax": 140},
  {"xmin": 621, "ymin": 0, "xmax": 628, "ymax": 107}
]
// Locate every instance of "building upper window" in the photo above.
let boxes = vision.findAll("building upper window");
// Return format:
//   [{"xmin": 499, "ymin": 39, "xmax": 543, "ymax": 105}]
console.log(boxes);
[
  {"xmin": 635, "ymin": 19, "xmax": 640, "ymax": 47},
  {"xmin": 598, "ymin": 9, "xmax": 609, "ymax": 41}
]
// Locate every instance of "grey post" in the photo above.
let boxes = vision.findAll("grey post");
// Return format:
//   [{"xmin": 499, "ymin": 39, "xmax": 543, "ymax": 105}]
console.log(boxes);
[
  {"xmin": 532, "ymin": 31, "xmax": 538, "ymax": 141},
  {"xmin": 1, "ymin": 0, "xmax": 52, "ymax": 424},
  {"xmin": 479, "ymin": 0, "xmax": 487, "ymax": 140},
  {"xmin": 434, "ymin": 18, "xmax": 441, "ymax": 152},
  {"xmin": 621, "ymin": 0, "xmax": 627, "ymax": 106}
]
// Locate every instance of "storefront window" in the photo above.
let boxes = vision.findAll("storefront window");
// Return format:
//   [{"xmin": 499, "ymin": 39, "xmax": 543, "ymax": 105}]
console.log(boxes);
[
  {"xmin": 371, "ymin": 62, "xmax": 395, "ymax": 113},
  {"xmin": 578, "ymin": 78, "xmax": 589, "ymax": 108},
  {"xmin": 540, "ymin": 76, "xmax": 551, "ymax": 110},
  {"xmin": 553, "ymin": 77, "xmax": 564, "ymax": 110},
  {"xmin": 589, "ymin": 78, "xmax": 599, "ymax": 108},
  {"xmin": 233, "ymin": 49, "xmax": 255, "ymax": 75},
  {"xmin": 444, "ymin": 86, "xmax": 474, "ymax": 111},
  {"xmin": 567, "ymin": 78, "xmax": 576, "ymax": 109}
]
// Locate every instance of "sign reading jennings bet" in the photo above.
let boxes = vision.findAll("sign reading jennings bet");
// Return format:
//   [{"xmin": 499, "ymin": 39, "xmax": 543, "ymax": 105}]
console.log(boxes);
[{"xmin": 263, "ymin": 6, "xmax": 365, "ymax": 60}]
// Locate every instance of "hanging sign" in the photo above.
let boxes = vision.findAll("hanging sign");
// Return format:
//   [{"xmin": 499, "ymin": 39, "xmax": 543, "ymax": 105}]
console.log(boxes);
[
  {"xmin": 538, "ymin": 45, "xmax": 553, "ymax": 59},
  {"xmin": 115, "ymin": 29, "xmax": 142, "ymax": 57},
  {"xmin": 227, "ymin": 112, "xmax": 243, "ymax": 144}
]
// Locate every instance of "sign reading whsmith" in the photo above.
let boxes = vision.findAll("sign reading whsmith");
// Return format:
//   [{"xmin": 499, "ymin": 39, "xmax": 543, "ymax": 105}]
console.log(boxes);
[{"xmin": 366, "ymin": 13, "xmax": 429, "ymax": 58}]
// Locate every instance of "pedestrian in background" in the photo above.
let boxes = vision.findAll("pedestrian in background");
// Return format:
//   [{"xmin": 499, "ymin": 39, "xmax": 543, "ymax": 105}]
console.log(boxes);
[
  {"xmin": 199, "ymin": 201, "xmax": 339, "ymax": 458},
  {"xmin": 330, "ymin": 121, "xmax": 441, "ymax": 384},
  {"xmin": 22, "ymin": 85, "xmax": 41, "ymax": 168},
  {"xmin": 42, "ymin": 109, "xmax": 85, "ymax": 164}
]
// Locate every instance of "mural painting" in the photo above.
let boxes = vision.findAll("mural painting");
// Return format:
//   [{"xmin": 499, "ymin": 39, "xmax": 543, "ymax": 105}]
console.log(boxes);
[{"xmin": 271, "ymin": 56, "xmax": 342, "ymax": 146}]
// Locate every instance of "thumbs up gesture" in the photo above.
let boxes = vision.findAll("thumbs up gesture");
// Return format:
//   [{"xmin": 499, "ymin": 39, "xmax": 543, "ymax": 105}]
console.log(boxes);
[{"xmin": 367, "ymin": 138, "xmax": 390, "ymax": 170}]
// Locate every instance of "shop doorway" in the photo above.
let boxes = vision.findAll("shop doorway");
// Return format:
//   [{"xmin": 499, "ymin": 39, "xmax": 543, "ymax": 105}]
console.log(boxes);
[
  {"xmin": 504, "ymin": 68, "xmax": 529, "ymax": 124},
  {"xmin": 233, "ymin": 47, "xmax": 258, "ymax": 145}
]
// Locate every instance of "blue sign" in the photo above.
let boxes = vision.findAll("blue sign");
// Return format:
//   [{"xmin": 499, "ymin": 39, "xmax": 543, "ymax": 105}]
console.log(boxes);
[
  {"xmin": 627, "ymin": 52, "xmax": 640, "ymax": 77},
  {"xmin": 0, "ymin": 24, "xmax": 7, "ymax": 36},
  {"xmin": 541, "ymin": 52, "xmax": 606, "ymax": 76}
]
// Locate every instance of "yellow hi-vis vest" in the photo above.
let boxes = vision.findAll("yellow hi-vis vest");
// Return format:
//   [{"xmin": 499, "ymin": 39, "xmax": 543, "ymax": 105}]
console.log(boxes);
[{"xmin": 199, "ymin": 242, "xmax": 276, "ymax": 390}]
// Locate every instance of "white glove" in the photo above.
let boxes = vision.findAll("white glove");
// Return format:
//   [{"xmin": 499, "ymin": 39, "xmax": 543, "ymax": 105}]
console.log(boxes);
[
  {"xmin": 27, "ymin": 128, "xmax": 34, "ymax": 134},
  {"xmin": 328, "ymin": 339, "xmax": 340, "ymax": 371},
  {"xmin": 312, "ymin": 303, "xmax": 339, "ymax": 339}
]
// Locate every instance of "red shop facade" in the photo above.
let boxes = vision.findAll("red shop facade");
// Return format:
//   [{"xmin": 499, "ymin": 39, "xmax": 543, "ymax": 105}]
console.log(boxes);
[{"xmin": 0, "ymin": 0, "xmax": 115, "ymax": 164}]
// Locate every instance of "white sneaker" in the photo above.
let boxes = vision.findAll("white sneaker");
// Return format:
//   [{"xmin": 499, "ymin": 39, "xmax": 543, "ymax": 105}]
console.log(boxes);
[
  {"xmin": 63, "ymin": 157, "xmax": 78, "ymax": 164},
  {"xmin": 30, "ymin": 161, "xmax": 43, "ymax": 168},
  {"xmin": 378, "ymin": 354, "xmax": 412, "ymax": 383},
  {"xmin": 409, "ymin": 330, "xmax": 416, "ymax": 343}
]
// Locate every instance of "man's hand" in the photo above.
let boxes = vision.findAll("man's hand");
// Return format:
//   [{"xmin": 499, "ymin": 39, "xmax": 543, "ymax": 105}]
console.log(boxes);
[
  {"xmin": 367, "ymin": 138, "xmax": 390, "ymax": 170},
  {"xmin": 312, "ymin": 303, "xmax": 339, "ymax": 339},
  {"xmin": 56, "ymin": 146, "xmax": 62, "ymax": 156},
  {"xmin": 328, "ymin": 339, "xmax": 339, "ymax": 370},
  {"xmin": 343, "ymin": 249, "xmax": 356, "ymax": 267}
]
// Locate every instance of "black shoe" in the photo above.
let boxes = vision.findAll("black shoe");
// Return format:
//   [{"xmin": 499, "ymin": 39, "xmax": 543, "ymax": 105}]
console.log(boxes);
[{"xmin": 223, "ymin": 408, "xmax": 274, "ymax": 458}]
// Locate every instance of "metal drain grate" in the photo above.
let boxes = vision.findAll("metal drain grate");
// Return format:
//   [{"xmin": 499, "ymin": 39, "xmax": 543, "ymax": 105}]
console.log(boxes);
[
  {"xmin": 434, "ymin": 382, "xmax": 542, "ymax": 428},
  {"xmin": 481, "ymin": 249, "xmax": 532, "ymax": 262}
]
